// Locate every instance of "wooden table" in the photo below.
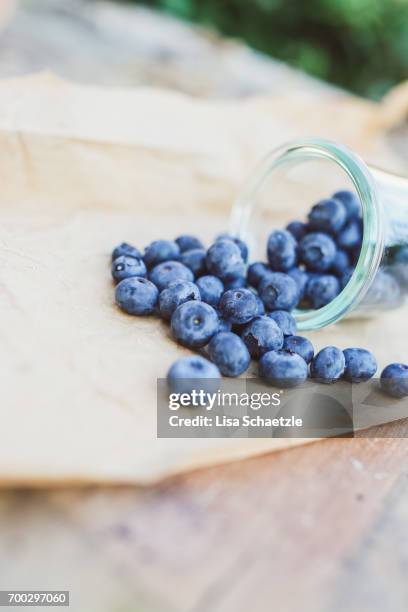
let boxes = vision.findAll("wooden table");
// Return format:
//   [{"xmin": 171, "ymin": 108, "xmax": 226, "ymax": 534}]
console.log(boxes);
[
  {"xmin": 1, "ymin": 423, "xmax": 407, "ymax": 611},
  {"xmin": 1, "ymin": 3, "xmax": 407, "ymax": 611}
]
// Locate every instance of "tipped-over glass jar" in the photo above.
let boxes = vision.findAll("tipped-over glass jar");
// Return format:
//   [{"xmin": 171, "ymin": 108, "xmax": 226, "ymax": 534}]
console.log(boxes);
[{"xmin": 230, "ymin": 139, "xmax": 408, "ymax": 332}]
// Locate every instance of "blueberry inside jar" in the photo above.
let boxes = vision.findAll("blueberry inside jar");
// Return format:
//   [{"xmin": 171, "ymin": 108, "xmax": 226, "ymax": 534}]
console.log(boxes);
[{"xmin": 230, "ymin": 139, "xmax": 408, "ymax": 331}]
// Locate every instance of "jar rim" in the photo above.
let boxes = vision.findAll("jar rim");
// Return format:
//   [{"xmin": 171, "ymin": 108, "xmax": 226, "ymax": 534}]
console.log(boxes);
[{"xmin": 230, "ymin": 138, "xmax": 384, "ymax": 331}]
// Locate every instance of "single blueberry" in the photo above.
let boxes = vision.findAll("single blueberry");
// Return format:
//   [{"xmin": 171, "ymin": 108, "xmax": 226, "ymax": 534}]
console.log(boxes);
[
  {"xmin": 206, "ymin": 239, "xmax": 245, "ymax": 282},
  {"xmin": 259, "ymin": 272, "xmax": 299, "ymax": 311},
  {"xmin": 208, "ymin": 332, "xmax": 251, "ymax": 377},
  {"xmin": 171, "ymin": 300, "xmax": 219, "ymax": 348},
  {"xmin": 111, "ymin": 255, "xmax": 147, "ymax": 283},
  {"xmin": 299, "ymin": 232, "xmax": 337, "ymax": 272},
  {"xmin": 196, "ymin": 275, "xmax": 224, "ymax": 308},
  {"xmin": 336, "ymin": 219, "xmax": 363, "ymax": 252},
  {"xmin": 241, "ymin": 316, "xmax": 284, "ymax": 359},
  {"xmin": 267, "ymin": 230, "xmax": 297, "ymax": 272},
  {"xmin": 144, "ymin": 240, "xmax": 180, "ymax": 268},
  {"xmin": 310, "ymin": 346, "xmax": 345, "ymax": 383},
  {"xmin": 332, "ymin": 190, "xmax": 361, "ymax": 220},
  {"xmin": 247, "ymin": 262, "xmax": 270, "ymax": 288},
  {"xmin": 224, "ymin": 276, "xmax": 247, "ymax": 291},
  {"xmin": 283, "ymin": 335, "xmax": 315, "ymax": 364},
  {"xmin": 300, "ymin": 272, "xmax": 322, "ymax": 305},
  {"xmin": 287, "ymin": 267, "xmax": 309, "ymax": 300},
  {"xmin": 267, "ymin": 311, "xmax": 297, "ymax": 336},
  {"xmin": 308, "ymin": 198, "xmax": 347, "ymax": 234},
  {"xmin": 159, "ymin": 280, "xmax": 201, "ymax": 321},
  {"xmin": 112, "ymin": 242, "xmax": 142, "ymax": 262},
  {"xmin": 175, "ymin": 235, "xmax": 204, "ymax": 253},
  {"xmin": 286, "ymin": 221, "xmax": 307, "ymax": 241},
  {"xmin": 305, "ymin": 274, "xmax": 340, "ymax": 309},
  {"xmin": 115, "ymin": 277, "xmax": 159, "ymax": 315},
  {"xmin": 331, "ymin": 249, "xmax": 350, "ymax": 276},
  {"xmin": 180, "ymin": 248, "xmax": 207, "ymax": 277},
  {"xmin": 259, "ymin": 350, "xmax": 308, "ymax": 388},
  {"xmin": 219, "ymin": 288, "xmax": 258, "ymax": 325},
  {"xmin": 380, "ymin": 363, "xmax": 408, "ymax": 398},
  {"xmin": 343, "ymin": 348, "xmax": 377, "ymax": 383},
  {"xmin": 217, "ymin": 234, "xmax": 249, "ymax": 262},
  {"xmin": 167, "ymin": 356, "xmax": 220, "ymax": 395},
  {"xmin": 149, "ymin": 260, "xmax": 194, "ymax": 291}
]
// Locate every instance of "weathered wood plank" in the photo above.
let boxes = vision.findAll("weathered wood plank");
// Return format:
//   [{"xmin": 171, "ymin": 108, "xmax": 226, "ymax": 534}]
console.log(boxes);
[{"xmin": 0, "ymin": 425, "xmax": 407, "ymax": 612}]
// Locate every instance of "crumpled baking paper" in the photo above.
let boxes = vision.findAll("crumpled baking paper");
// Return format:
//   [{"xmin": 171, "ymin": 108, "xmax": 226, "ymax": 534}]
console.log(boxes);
[{"xmin": 1, "ymin": 73, "xmax": 407, "ymax": 485}]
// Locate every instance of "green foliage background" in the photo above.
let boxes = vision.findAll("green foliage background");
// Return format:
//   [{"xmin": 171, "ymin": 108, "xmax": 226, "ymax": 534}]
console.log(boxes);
[{"xmin": 136, "ymin": 0, "xmax": 408, "ymax": 99}]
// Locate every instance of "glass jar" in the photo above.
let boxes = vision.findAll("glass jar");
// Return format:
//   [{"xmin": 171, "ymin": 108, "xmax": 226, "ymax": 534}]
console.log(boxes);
[{"xmin": 230, "ymin": 139, "xmax": 408, "ymax": 332}]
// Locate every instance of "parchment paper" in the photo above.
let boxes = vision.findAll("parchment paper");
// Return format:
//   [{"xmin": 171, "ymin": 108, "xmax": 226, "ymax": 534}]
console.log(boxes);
[{"xmin": 1, "ymin": 73, "xmax": 408, "ymax": 485}]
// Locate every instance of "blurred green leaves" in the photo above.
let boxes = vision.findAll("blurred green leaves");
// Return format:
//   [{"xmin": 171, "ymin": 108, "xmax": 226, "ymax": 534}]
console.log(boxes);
[{"xmin": 135, "ymin": 0, "xmax": 408, "ymax": 98}]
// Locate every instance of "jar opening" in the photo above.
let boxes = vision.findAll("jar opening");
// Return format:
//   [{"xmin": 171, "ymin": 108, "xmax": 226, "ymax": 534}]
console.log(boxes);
[{"xmin": 230, "ymin": 139, "xmax": 384, "ymax": 331}]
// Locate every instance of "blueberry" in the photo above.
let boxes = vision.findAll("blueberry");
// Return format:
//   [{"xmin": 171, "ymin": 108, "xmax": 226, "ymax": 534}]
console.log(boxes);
[
  {"xmin": 267, "ymin": 311, "xmax": 297, "ymax": 336},
  {"xmin": 336, "ymin": 219, "xmax": 362, "ymax": 252},
  {"xmin": 217, "ymin": 313, "xmax": 232, "ymax": 333},
  {"xmin": 255, "ymin": 295, "xmax": 265, "ymax": 315},
  {"xmin": 343, "ymin": 348, "xmax": 377, "ymax": 383},
  {"xmin": 267, "ymin": 230, "xmax": 297, "ymax": 272},
  {"xmin": 341, "ymin": 267, "xmax": 354, "ymax": 289},
  {"xmin": 287, "ymin": 267, "xmax": 309, "ymax": 300},
  {"xmin": 259, "ymin": 272, "xmax": 299, "ymax": 311},
  {"xmin": 180, "ymin": 248, "xmax": 207, "ymax": 277},
  {"xmin": 111, "ymin": 255, "xmax": 147, "ymax": 283},
  {"xmin": 286, "ymin": 221, "xmax": 307, "ymax": 241},
  {"xmin": 247, "ymin": 262, "xmax": 270, "ymax": 288},
  {"xmin": 206, "ymin": 239, "xmax": 245, "ymax": 282},
  {"xmin": 349, "ymin": 246, "xmax": 362, "ymax": 266},
  {"xmin": 299, "ymin": 232, "xmax": 336, "ymax": 272},
  {"xmin": 308, "ymin": 198, "xmax": 347, "ymax": 234},
  {"xmin": 310, "ymin": 346, "xmax": 345, "ymax": 383},
  {"xmin": 149, "ymin": 260, "xmax": 194, "ymax": 291},
  {"xmin": 112, "ymin": 242, "xmax": 142, "ymax": 262},
  {"xmin": 241, "ymin": 316, "xmax": 284, "ymax": 359},
  {"xmin": 144, "ymin": 240, "xmax": 180, "ymax": 268},
  {"xmin": 283, "ymin": 335, "xmax": 314, "ymax": 364},
  {"xmin": 217, "ymin": 234, "xmax": 249, "ymax": 262},
  {"xmin": 219, "ymin": 288, "xmax": 258, "ymax": 325},
  {"xmin": 392, "ymin": 246, "xmax": 408, "ymax": 289},
  {"xmin": 159, "ymin": 280, "xmax": 200, "ymax": 321},
  {"xmin": 167, "ymin": 356, "xmax": 220, "ymax": 395},
  {"xmin": 305, "ymin": 274, "xmax": 340, "ymax": 308},
  {"xmin": 171, "ymin": 301, "xmax": 219, "ymax": 348},
  {"xmin": 332, "ymin": 190, "xmax": 361, "ymax": 220},
  {"xmin": 196, "ymin": 275, "xmax": 224, "ymax": 308},
  {"xmin": 380, "ymin": 363, "xmax": 408, "ymax": 398},
  {"xmin": 331, "ymin": 249, "xmax": 350, "ymax": 276},
  {"xmin": 224, "ymin": 276, "xmax": 247, "ymax": 291},
  {"xmin": 175, "ymin": 235, "xmax": 204, "ymax": 253},
  {"xmin": 259, "ymin": 350, "xmax": 308, "ymax": 388},
  {"xmin": 115, "ymin": 277, "xmax": 158, "ymax": 315},
  {"xmin": 208, "ymin": 332, "xmax": 251, "ymax": 377}
]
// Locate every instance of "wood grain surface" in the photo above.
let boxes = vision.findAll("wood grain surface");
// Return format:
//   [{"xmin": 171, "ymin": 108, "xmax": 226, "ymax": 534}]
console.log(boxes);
[{"xmin": 0, "ymin": 424, "xmax": 407, "ymax": 612}]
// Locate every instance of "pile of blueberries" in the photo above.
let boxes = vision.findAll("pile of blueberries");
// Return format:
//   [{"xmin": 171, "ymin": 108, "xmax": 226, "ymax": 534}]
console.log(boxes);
[{"xmin": 111, "ymin": 189, "xmax": 408, "ymax": 399}]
